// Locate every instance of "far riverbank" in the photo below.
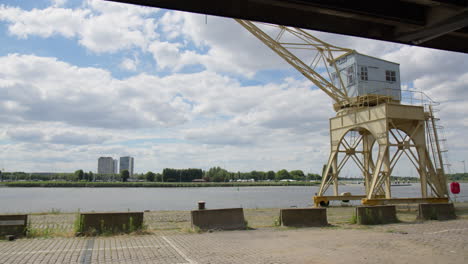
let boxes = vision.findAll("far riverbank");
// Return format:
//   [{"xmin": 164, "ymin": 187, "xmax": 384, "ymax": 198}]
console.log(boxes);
[{"xmin": 0, "ymin": 180, "xmax": 319, "ymax": 188}]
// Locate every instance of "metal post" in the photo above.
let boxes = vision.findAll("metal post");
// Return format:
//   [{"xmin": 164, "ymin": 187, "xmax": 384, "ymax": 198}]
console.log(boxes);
[
  {"xmin": 332, "ymin": 158, "xmax": 338, "ymax": 196},
  {"xmin": 198, "ymin": 201, "xmax": 206, "ymax": 210}
]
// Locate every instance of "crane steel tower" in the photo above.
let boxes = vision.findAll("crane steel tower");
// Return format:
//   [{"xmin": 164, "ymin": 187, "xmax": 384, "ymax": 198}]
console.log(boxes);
[{"xmin": 236, "ymin": 19, "xmax": 449, "ymax": 206}]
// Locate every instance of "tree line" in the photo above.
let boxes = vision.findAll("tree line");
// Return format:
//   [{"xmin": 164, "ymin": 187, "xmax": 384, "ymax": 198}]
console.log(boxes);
[
  {"xmin": 2, "ymin": 169, "xmax": 468, "ymax": 183},
  {"xmin": 201, "ymin": 167, "xmax": 321, "ymax": 182},
  {"xmin": 0, "ymin": 168, "xmax": 321, "ymax": 182},
  {"xmin": 447, "ymin": 173, "xmax": 468, "ymax": 181}
]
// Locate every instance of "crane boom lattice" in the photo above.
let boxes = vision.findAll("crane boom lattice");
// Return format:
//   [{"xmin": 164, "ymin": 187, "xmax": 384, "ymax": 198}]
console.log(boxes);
[{"xmin": 235, "ymin": 19, "xmax": 353, "ymax": 108}]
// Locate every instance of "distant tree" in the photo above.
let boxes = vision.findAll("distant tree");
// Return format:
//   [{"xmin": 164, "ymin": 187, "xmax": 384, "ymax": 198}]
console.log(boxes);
[
  {"xmin": 75, "ymin": 170, "xmax": 84, "ymax": 181},
  {"xmin": 145, "ymin": 171, "xmax": 156, "ymax": 182},
  {"xmin": 266, "ymin": 171, "xmax": 275, "ymax": 180},
  {"xmin": 162, "ymin": 168, "xmax": 204, "ymax": 182},
  {"xmin": 121, "ymin": 169, "xmax": 130, "ymax": 182},
  {"xmin": 136, "ymin": 174, "xmax": 145, "ymax": 181},
  {"xmin": 205, "ymin": 167, "xmax": 230, "ymax": 182},
  {"xmin": 307, "ymin": 173, "xmax": 322, "ymax": 181},
  {"xmin": 240, "ymin": 172, "xmax": 252, "ymax": 180},
  {"xmin": 88, "ymin": 171, "xmax": 94, "ymax": 182},
  {"xmin": 290, "ymin": 170, "xmax": 305, "ymax": 181},
  {"xmin": 250, "ymin": 171, "xmax": 262, "ymax": 181},
  {"xmin": 0, "ymin": 170, "xmax": 2, "ymax": 182},
  {"xmin": 448, "ymin": 173, "xmax": 468, "ymax": 181},
  {"xmin": 155, "ymin": 173, "xmax": 163, "ymax": 182},
  {"xmin": 275, "ymin": 169, "xmax": 290, "ymax": 181}
]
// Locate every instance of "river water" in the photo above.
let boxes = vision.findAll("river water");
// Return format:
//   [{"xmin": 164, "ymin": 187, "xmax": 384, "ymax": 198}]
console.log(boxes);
[{"xmin": 0, "ymin": 183, "xmax": 467, "ymax": 213}]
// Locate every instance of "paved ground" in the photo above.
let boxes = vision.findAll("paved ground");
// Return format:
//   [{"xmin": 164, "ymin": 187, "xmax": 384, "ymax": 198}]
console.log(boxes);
[
  {"xmin": 1, "ymin": 219, "xmax": 468, "ymax": 263},
  {"xmin": 1, "ymin": 205, "xmax": 468, "ymax": 263}
]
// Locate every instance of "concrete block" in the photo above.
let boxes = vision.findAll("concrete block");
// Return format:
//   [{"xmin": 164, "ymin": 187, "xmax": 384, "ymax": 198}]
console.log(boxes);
[
  {"xmin": 191, "ymin": 208, "xmax": 246, "ymax": 230},
  {"xmin": 355, "ymin": 205, "xmax": 397, "ymax": 225},
  {"xmin": 0, "ymin": 215, "xmax": 28, "ymax": 237},
  {"xmin": 417, "ymin": 203, "xmax": 456, "ymax": 221},
  {"xmin": 79, "ymin": 212, "xmax": 143, "ymax": 234},
  {"xmin": 280, "ymin": 208, "xmax": 328, "ymax": 227}
]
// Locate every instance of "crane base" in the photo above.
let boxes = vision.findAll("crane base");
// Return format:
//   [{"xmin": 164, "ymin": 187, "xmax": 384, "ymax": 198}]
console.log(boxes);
[
  {"xmin": 362, "ymin": 197, "xmax": 449, "ymax": 206},
  {"xmin": 314, "ymin": 195, "xmax": 384, "ymax": 207},
  {"xmin": 314, "ymin": 196, "xmax": 449, "ymax": 207}
]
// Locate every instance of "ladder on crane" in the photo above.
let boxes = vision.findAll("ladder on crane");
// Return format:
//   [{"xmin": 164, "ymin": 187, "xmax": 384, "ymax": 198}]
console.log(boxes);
[{"xmin": 425, "ymin": 104, "xmax": 450, "ymax": 179}]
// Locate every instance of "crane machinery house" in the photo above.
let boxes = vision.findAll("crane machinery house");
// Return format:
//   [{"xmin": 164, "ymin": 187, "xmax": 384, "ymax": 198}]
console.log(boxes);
[{"xmin": 330, "ymin": 52, "xmax": 401, "ymax": 102}]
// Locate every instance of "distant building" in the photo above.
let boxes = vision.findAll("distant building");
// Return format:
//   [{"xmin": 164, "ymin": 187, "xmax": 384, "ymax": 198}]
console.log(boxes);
[
  {"xmin": 98, "ymin": 157, "xmax": 116, "ymax": 174},
  {"xmin": 119, "ymin": 156, "xmax": 134, "ymax": 176},
  {"xmin": 113, "ymin": 159, "xmax": 118, "ymax": 174}
]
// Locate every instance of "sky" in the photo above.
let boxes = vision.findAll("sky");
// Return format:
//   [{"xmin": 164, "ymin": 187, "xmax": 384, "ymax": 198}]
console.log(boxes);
[{"xmin": 0, "ymin": 0, "xmax": 468, "ymax": 175}]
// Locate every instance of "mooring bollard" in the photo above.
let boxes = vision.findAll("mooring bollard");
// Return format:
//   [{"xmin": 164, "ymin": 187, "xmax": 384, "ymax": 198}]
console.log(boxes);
[{"xmin": 198, "ymin": 201, "xmax": 206, "ymax": 210}]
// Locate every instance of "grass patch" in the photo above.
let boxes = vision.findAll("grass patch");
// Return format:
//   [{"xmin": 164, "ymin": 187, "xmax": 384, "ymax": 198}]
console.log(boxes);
[
  {"xmin": 74, "ymin": 214, "xmax": 146, "ymax": 236},
  {"xmin": 183, "ymin": 226, "xmax": 202, "ymax": 234},
  {"xmin": 26, "ymin": 225, "xmax": 73, "ymax": 238},
  {"xmin": 349, "ymin": 213, "xmax": 357, "ymax": 224},
  {"xmin": 274, "ymin": 217, "xmax": 281, "ymax": 227}
]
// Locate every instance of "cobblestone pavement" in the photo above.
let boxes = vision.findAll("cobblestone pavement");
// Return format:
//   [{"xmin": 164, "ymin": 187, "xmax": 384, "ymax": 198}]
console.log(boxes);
[{"xmin": 1, "ymin": 219, "xmax": 468, "ymax": 263}]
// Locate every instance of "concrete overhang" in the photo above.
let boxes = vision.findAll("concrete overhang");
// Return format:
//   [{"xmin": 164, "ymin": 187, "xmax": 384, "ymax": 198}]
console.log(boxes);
[{"xmin": 106, "ymin": 0, "xmax": 468, "ymax": 53}]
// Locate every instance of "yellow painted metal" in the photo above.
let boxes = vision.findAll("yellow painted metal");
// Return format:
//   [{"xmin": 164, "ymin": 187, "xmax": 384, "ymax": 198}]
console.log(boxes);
[
  {"xmin": 314, "ymin": 195, "xmax": 386, "ymax": 207},
  {"xmin": 313, "ymin": 195, "xmax": 366, "ymax": 207},
  {"xmin": 318, "ymin": 103, "xmax": 448, "ymax": 202},
  {"xmin": 362, "ymin": 197, "xmax": 449, "ymax": 206},
  {"xmin": 235, "ymin": 19, "xmax": 353, "ymax": 109},
  {"xmin": 236, "ymin": 19, "xmax": 450, "ymax": 206}
]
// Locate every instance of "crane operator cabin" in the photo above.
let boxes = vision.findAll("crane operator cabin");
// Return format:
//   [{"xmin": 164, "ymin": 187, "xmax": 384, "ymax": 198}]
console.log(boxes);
[{"xmin": 330, "ymin": 52, "xmax": 401, "ymax": 102}]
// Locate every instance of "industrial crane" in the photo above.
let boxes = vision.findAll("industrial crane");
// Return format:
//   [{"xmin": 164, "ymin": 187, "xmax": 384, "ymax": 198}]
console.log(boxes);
[{"xmin": 236, "ymin": 19, "xmax": 449, "ymax": 206}]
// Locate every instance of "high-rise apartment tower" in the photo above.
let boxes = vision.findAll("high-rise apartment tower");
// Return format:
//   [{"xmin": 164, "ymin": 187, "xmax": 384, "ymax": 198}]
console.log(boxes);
[
  {"xmin": 98, "ymin": 157, "xmax": 116, "ymax": 174},
  {"xmin": 119, "ymin": 156, "xmax": 134, "ymax": 176}
]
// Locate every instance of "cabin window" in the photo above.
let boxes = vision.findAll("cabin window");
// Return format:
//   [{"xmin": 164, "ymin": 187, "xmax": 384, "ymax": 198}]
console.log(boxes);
[
  {"xmin": 347, "ymin": 65, "xmax": 355, "ymax": 86},
  {"xmin": 386, "ymin": 70, "xmax": 396, "ymax": 82},
  {"xmin": 360, "ymin": 66, "xmax": 368, "ymax": 81},
  {"xmin": 337, "ymin": 56, "xmax": 347, "ymax": 65}
]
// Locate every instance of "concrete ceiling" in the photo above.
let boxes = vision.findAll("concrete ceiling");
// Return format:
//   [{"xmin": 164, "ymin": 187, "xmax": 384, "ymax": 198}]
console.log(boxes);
[{"xmin": 106, "ymin": 0, "xmax": 468, "ymax": 53}]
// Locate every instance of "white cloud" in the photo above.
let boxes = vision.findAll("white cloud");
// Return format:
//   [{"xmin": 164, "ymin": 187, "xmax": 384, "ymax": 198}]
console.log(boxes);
[
  {"xmin": 0, "ymin": 2, "xmax": 399, "ymax": 78},
  {"xmin": 119, "ymin": 57, "xmax": 138, "ymax": 71},
  {"xmin": 154, "ymin": 12, "xmax": 289, "ymax": 76},
  {"xmin": 0, "ymin": 53, "xmax": 189, "ymax": 128},
  {"xmin": 383, "ymin": 46, "xmax": 468, "ymax": 83},
  {"xmin": 48, "ymin": 131, "xmax": 107, "ymax": 145},
  {"xmin": 0, "ymin": 5, "xmax": 87, "ymax": 39},
  {"xmin": 152, "ymin": 11, "xmax": 407, "ymax": 78},
  {"xmin": 6, "ymin": 129, "xmax": 45, "ymax": 142},
  {"xmin": 148, "ymin": 41, "xmax": 184, "ymax": 70},
  {"xmin": 5, "ymin": 126, "xmax": 107, "ymax": 145},
  {"xmin": 0, "ymin": 50, "xmax": 335, "ymax": 172},
  {"xmin": 0, "ymin": 0, "xmax": 159, "ymax": 53},
  {"xmin": 0, "ymin": 53, "xmax": 331, "ymax": 133}
]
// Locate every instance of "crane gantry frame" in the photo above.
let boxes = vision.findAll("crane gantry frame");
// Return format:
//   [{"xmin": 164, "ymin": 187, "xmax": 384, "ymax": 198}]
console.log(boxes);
[{"xmin": 236, "ymin": 19, "xmax": 449, "ymax": 206}]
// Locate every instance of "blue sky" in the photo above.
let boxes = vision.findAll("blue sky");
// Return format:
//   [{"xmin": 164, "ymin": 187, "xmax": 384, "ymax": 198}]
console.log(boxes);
[{"xmin": 1, "ymin": 0, "xmax": 468, "ymax": 176}]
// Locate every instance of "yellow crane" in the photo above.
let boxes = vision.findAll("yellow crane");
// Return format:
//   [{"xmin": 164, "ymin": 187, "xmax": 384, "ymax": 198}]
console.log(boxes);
[{"xmin": 236, "ymin": 19, "xmax": 449, "ymax": 206}]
